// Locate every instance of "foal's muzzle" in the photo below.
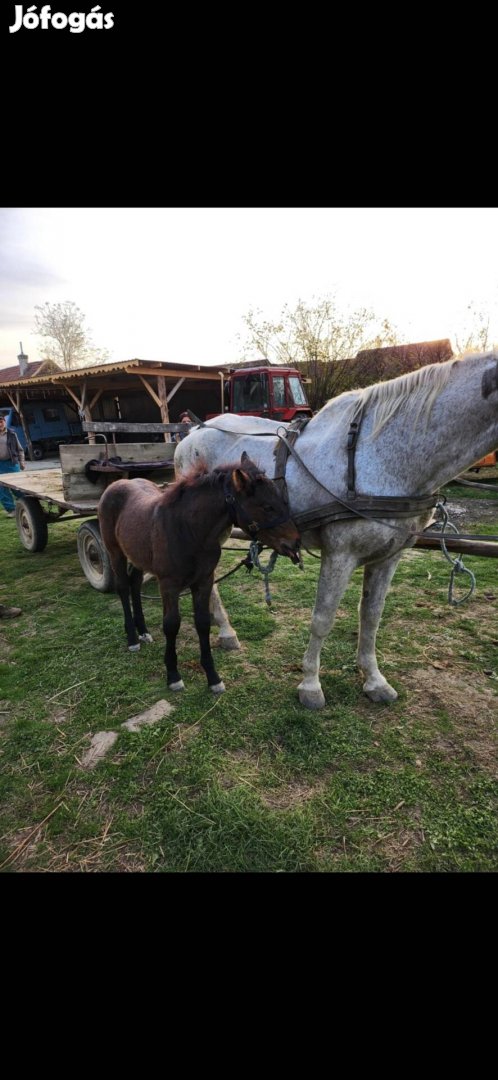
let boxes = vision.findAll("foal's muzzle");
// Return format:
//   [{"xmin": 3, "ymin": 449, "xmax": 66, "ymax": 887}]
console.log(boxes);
[{"xmin": 280, "ymin": 538, "xmax": 301, "ymax": 565}]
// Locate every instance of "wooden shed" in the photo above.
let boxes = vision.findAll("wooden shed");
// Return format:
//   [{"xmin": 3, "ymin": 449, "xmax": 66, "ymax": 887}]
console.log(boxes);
[{"xmin": 0, "ymin": 358, "xmax": 226, "ymax": 445}]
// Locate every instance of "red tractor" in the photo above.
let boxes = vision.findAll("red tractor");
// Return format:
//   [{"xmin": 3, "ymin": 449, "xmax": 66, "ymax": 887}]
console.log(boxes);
[{"xmin": 219, "ymin": 364, "xmax": 312, "ymax": 422}]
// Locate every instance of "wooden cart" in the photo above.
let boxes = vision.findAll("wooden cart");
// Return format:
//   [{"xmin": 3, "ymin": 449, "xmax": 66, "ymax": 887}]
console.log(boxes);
[{"xmin": 1, "ymin": 423, "xmax": 180, "ymax": 591}]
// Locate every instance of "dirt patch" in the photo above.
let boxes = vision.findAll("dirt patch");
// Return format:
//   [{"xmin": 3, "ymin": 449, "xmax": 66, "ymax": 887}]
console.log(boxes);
[
  {"xmin": 374, "ymin": 827, "xmax": 422, "ymax": 872},
  {"xmin": 402, "ymin": 668, "xmax": 498, "ymax": 774},
  {"xmin": 2, "ymin": 826, "xmax": 42, "ymax": 870},
  {"xmin": 260, "ymin": 779, "xmax": 320, "ymax": 809},
  {"xmin": 41, "ymin": 844, "xmax": 148, "ymax": 873},
  {"xmin": 444, "ymin": 498, "xmax": 498, "ymax": 527},
  {"xmin": 48, "ymin": 707, "xmax": 71, "ymax": 725}
]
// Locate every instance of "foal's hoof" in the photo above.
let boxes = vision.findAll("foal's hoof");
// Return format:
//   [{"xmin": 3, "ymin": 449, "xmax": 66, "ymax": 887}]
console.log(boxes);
[
  {"xmin": 128, "ymin": 643, "xmax": 141, "ymax": 652},
  {"xmin": 139, "ymin": 633, "xmax": 153, "ymax": 644},
  {"xmin": 210, "ymin": 681, "xmax": 226, "ymax": 695},
  {"xmin": 168, "ymin": 679, "xmax": 185, "ymax": 692},
  {"xmin": 298, "ymin": 685, "xmax": 326, "ymax": 710}
]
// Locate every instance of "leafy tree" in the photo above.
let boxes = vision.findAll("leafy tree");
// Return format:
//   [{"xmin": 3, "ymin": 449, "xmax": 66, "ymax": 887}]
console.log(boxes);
[
  {"xmin": 33, "ymin": 301, "xmax": 109, "ymax": 370},
  {"xmin": 239, "ymin": 297, "xmax": 399, "ymax": 410}
]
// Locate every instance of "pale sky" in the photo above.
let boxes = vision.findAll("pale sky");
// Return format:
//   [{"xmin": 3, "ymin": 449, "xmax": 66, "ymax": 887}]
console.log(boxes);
[{"xmin": 1, "ymin": 207, "xmax": 498, "ymax": 372}]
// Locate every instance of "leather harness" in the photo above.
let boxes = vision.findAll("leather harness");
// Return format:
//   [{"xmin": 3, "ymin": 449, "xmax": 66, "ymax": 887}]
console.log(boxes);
[
  {"xmin": 188, "ymin": 412, "xmax": 440, "ymax": 533},
  {"xmin": 272, "ymin": 413, "xmax": 440, "ymax": 532}
]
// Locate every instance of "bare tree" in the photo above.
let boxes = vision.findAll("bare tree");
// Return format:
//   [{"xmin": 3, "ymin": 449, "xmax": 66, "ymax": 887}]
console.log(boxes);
[
  {"xmin": 453, "ymin": 302, "xmax": 495, "ymax": 355},
  {"xmin": 239, "ymin": 297, "xmax": 399, "ymax": 410},
  {"xmin": 33, "ymin": 301, "xmax": 109, "ymax": 370},
  {"xmin": 349, "ymin": 339, "xmax": 454, "ymax": 387}
]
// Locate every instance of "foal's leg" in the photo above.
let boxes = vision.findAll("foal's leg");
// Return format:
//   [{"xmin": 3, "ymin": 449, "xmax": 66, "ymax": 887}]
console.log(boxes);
[
  {"xmin": 158, "ymin": 581, "xmax": 184, "ymax": 691},
  {"xmin": 111, "ymin": 552, "xmax": 140, "ymax": 651},
  {"xmin": 356, "ymin": 554, "xmax": 404, "ymax": 703},
  {"xmin": 192, "ymin": 579, "xmax": 225, "ymax": 694},
  {"xmin": 209, "ymin": 584, "xmax": 241, "ymax": 651},
  {"xmin": 129, "ymin": 566, "xmax": 153, "ymax": 644},
  {"xmin": 298, "ymin": 553, "xmax": 357, "ymax": 710}
]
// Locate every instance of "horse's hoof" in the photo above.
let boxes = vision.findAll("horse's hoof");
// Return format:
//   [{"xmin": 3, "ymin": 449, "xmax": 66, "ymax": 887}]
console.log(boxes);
[
  {"xmin": 363, "ymin": 682, "xmax": 398, "ymax": 704},
  {"xmin": 298, "ymin": 685, "xmax": 326, "ymax": 710},
  {"xmin": 168, "ymin": 679, "xmax": 185, "ymax": 692},
  {"xmin": 210, "ymin": 681, "xmax": 226, "ymax": 694},
  {"xmin": 128, "ymin": 643, "xmax": 141, "ymax": 652},
  {"xmin": 217, "ymin": 634, "xmax": 241, "ymax": 651},
  {"xmin": 139, "ymin": 633, "xmax": 153, "ymax": 644}
]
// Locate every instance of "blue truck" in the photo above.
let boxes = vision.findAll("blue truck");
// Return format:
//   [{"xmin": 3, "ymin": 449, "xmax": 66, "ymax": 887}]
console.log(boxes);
[{"xmin": 0, "ymin": 399, "xmax": 83, "ymax": 460}]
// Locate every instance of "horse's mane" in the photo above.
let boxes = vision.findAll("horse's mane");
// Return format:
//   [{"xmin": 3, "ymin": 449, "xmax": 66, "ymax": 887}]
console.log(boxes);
[
  {"xmin": 361, "ymin": 357, "xmax": 457, "ymax": 437},
  {"xmin": 319, "ymin": 351, "xmax": 491, "ymax": 439},
  {"xmin": 163, "ymin": 462, "xmax": 246, "ymax": 507}
]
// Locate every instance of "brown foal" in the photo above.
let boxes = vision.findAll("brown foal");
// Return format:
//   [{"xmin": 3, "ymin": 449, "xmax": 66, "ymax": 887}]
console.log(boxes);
[{"xmin": 98, "ymin": 453, "xmax": 300, "ymax": 693}]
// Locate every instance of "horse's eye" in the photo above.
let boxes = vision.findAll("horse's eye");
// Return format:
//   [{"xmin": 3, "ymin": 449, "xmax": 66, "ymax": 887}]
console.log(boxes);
[{"xmin": 264, "ymin": 504, "xmax": 274, "ymax": 513}]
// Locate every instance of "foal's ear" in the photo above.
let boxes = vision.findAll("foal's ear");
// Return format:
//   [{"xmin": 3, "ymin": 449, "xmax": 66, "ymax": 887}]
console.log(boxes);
[
  {"xmin": 231, "ymin": 467, "xmax": 252, "ymax": 493},
  {"xmin": 240, "ymin": 451, "xmax": 260, "ymax": 475}
]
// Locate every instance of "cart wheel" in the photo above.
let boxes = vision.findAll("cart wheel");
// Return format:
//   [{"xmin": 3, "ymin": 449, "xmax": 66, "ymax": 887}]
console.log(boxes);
[
  {"xmin": 15, "ymin": 497, "xmax": 49, "ymax": 552},
  {"xmin": 77, "ymin": 520, "xmax": 115, "ymax": 592}
]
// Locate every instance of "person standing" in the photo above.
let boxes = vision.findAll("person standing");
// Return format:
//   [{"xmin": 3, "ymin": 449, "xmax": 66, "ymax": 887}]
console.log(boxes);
[
  {"xmin": 0, "ymin": 413, "xmax": 26, "ymax": 516},
  {"xmin": 175, "ymin": 412, "xmax": 193, "ymax": 442}
]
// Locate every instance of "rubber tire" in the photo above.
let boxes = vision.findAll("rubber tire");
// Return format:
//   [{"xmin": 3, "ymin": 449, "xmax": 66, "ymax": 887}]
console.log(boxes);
[
  {"xmin": 15, "ymin": 497, "xmax": 49, "ymax": 552},
  {"xmin": 77, "ymin": 520, "xmax": 115, "ymax": 592},
  {"xmin": 29, "ymin": 444, "xmax": 43, "ymax": 461}
]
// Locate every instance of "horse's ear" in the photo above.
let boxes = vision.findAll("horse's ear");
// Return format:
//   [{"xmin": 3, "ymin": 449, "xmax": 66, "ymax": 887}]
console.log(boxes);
[{"xmin": 232, "ymin": 467, "xmax": 252, "ymax": 493}]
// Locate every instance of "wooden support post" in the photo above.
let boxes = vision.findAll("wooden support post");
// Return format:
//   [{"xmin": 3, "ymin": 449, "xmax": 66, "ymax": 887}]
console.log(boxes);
[
  {"xmin": 166, "ymin": 377, "xmax": 185, "ymax": 404},
  {"xmin": 138, "ymin": 375, "xmax": 162, "ymax": 409},
  {"xmin": 157, "ymin": 376, "xmax": 171, "ymax": 442},
  {"xmin": 89, "ymin": 388, "xmax": 103, "ymax": 411},
  {"xmin": 62, "ymin": 381, "xmax": 96, "ymax": 443}
]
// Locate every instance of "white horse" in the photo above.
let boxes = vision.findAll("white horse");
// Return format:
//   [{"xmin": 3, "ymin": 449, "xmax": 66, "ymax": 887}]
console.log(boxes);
[{"xmin": 175, "ymin": 350, "xmax": 498, "ymax": 709}]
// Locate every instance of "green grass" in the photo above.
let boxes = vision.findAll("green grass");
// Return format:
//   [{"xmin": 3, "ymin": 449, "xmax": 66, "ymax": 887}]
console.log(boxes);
[
  {"xmin": 0, "ymin": 508, "xmax": 497, "ymax": 873},
  {"xmin": 443, "ymin": 482, "xmax": 497, "ymax": 502}
]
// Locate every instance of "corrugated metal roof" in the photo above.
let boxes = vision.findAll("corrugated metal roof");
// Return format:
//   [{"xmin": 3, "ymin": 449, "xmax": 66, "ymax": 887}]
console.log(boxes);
[{"xmin": 0, "ymin": 357, "xmax": 225, "ymax": 388}]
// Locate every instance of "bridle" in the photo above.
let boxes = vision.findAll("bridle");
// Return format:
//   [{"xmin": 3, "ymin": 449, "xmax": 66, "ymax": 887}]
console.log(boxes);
[{"xmin": 222, "ymin": 474, "xmax": 294, "ymax": 537}]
